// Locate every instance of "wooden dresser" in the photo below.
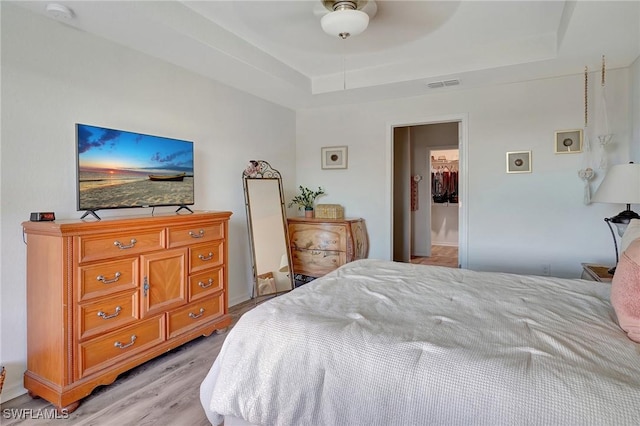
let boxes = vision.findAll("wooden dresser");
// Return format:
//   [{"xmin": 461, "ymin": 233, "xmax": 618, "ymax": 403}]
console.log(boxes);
[
  {"xmin": 21, "ymin": 211, "xmax": 232, "ymax": 412},
  {"xmin": 287, "ymin": 217, "xmax": 368, "ymax": 278}
]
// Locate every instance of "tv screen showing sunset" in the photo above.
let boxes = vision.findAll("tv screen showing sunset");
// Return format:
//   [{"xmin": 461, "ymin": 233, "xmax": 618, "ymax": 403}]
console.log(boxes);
[{"xmin": 76, "ymin": 123, "xmax": 194, "ymax": 211}]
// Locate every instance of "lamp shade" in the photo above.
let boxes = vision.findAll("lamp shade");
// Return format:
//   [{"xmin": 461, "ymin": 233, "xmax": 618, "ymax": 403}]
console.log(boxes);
[
  {"xmin": 592, "ymin": 163, "xmax": 640, "ymax": 204},
  {"xmin": 321, "ymin": 9, "xmax": 369, "ymax": 39}
]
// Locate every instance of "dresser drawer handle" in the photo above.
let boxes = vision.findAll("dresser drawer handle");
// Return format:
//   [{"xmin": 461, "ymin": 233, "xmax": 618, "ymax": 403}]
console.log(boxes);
[
  {"xmin": 97, "ymin": 306, "xmax": 122, "ymax": 320},
  {"xmin": 114, "ymin": 335, "xmax": 137, "ymax": 349},
  {"xmin": 189, "ymin": 230, "xmax": 205, "ymax": 238},
  {"xmin": 97, "ymin": 272, "xmax": 121, "ymax": 284},
  {"xmin": 114, "ymin": 239, "xmax": 137, "ymax": 249},
  {"xmin": 198, "ymin": 252, "xmax": 214, "ymax": 261},
  {"xmin": 189, "ymin": 308, "xmax": 205, "ymax": 319},
  {"xmin": 198, "ymin": 278, "xmax": 214, "ymax": 289}
]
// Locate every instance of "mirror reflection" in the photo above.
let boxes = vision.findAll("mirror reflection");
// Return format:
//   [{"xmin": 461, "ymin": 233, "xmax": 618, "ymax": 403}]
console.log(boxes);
[{"xmin": 243, "ymin": 160, "xmax": 293, "ymax": 297}]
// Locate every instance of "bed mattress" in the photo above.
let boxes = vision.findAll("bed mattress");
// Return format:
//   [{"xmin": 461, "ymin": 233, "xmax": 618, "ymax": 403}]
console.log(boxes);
[{"xmin": 201, "ymin": 259, "xmax": 640, "ymax": 425}]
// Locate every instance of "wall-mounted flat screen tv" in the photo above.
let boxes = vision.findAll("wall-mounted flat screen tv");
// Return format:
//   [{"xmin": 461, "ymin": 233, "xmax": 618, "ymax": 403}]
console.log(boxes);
[{"xmin": 76, "ymin": 123, "xmax": 194, "ymax": 219}]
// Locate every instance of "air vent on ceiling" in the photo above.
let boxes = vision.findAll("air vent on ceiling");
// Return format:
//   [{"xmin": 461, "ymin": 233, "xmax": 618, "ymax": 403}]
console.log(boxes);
[{"xmin": 427, "ymin": 79, "xmax": 460, "ymax": 89}]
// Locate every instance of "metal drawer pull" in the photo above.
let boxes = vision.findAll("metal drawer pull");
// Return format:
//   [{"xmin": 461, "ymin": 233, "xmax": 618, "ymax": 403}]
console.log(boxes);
[
  {"xmin": 198, "ymin": 278, "xmax": 214, "ymax": 289},
  {"xmin": 114, "ymin": 239, "xmax": 137, "ymax": 249},
  {"xmin": 189, "ymin": 308, "xmax": 205, "ymax": 319},
  {"xmin": 114, "ymin": 335, "xmax": 137, "ymax": 349},
  {"xmin": 97, "ymin": 306, "xmax": 122, "ymax": 320},
  {"xmin": 189, "ymin": 230, "xmax": 205, "ymax": 238},
  {"xmin": 198, "ymin": 252, "xmax": 214, "ymax": 261},
  {"xmin": 97, "ymin": 272, "xmax": 121, "ymax": 284}
]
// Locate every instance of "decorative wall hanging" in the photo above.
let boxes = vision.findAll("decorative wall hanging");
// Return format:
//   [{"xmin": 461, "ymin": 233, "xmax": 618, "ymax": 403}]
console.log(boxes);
[
  {"xmin": 411, "ymin": 177, "xmax": 418, "ymax": 211},
  {"xmin": 321, "ymin": 146, "xmax": 348, "ymax": 169},
  {"xmin": 578, "ymin": 168, "xmax": 595, "ymax": 204},
  {"xmin": 596, "ymin": 55, "xmax": 613, "ymax": 170},
  {"xmin": 506, "ymin": 151, "xmax": 532, "ymax": 173},
  {"xmin": 578, "ymin": 65, "xmax": 595, "ymax": 205},
  {"xmin": 555, "ymin": 129, "xmax": 583, "ymax": 154}
]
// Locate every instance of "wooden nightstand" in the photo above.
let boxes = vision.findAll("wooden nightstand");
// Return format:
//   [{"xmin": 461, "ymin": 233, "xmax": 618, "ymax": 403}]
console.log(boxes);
[
  {"xmin": 581, "ymin": 263, "xmax": 613, "ymax": 283},
  {"xmin": 287, "ymin": 217, "xmax": 368, "ymax": 279}
]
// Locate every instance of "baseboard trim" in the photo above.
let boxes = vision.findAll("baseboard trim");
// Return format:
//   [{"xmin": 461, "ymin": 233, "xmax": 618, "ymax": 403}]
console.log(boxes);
[
  {"xmin": 412, "ymin": 252, "xmax": 430, "ymax": 257},
  {"xmin": 229, "ymin": 294, "xmax": 251, "ymax": 308},
  {"xmin": 431, "ymin": 242, "xmax": 459, "ymax": 247}
]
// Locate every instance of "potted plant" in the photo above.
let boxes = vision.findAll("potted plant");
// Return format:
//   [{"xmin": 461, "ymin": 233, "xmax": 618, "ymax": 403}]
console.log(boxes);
[{"xmin": 288, "ymin": 186, "xmax": 326, "ymax": 218}]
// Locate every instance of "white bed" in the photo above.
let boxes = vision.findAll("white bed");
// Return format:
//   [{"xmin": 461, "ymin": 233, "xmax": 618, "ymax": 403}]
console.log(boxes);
[{"xmin": 200, "ymin": 259, "xmax": 640, "ymax": 425}]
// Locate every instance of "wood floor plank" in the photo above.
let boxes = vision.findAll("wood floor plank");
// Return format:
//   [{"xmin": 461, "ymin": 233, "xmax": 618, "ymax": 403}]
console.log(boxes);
[
  {"xmin": 411, "ymin": 245, "xmax": 459, "ymax": 268},
  {"xmin": 0, "ymin": 301, "xmax": 257, "ymax": 426},
  {"xmin": 73, "ymin": 335, "xmax": 224, "ymax": 426}
]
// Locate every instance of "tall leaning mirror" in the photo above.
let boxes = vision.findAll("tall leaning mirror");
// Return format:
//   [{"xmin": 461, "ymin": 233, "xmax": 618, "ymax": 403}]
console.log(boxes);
[{"xmin": 243, "ymin": 160, "xmax": 294, "ymax": 297}]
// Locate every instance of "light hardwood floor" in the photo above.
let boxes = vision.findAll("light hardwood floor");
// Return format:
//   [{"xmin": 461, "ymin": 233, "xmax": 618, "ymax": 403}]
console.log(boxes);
[
  {"xmin": 0, "ymin": 300, "xmax": 258, "ymax": 426},
  {"xmin": 411, "ymin": 245, "xmax": 459, "ymax": 268}
]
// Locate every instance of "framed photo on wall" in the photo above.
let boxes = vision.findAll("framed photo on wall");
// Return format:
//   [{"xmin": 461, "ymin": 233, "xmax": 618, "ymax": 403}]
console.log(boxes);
[
  {"xmin": 321, "ymin": 146, "xmax": 348, "ymax": 169},
  {"xmin": 554, "ymin": 129, "xmax": 583, "ymax": 153},
  {"xmin": 506, "ymin": 151, "xmax": 532, "ymax": 173}
]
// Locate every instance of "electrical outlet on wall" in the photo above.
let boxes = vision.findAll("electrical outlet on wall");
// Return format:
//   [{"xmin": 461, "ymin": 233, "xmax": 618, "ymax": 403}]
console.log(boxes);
[{"xmin": 541, "ymin": 264, "xmax": 551, "ymax": 276}]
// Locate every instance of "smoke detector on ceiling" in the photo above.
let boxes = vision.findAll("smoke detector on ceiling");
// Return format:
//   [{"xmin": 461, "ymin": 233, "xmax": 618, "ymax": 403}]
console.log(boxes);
[{"xmin": 46, "ymin": 3, "xmax": 74, "ymax": 20}]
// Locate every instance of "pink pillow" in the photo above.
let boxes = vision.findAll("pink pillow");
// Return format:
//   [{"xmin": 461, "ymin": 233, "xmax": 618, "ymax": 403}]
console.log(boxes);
[
  {"xmin": 611, "ymin": 239, "xmax": 640, "ymax": 342},
  {"xmin": 620, "ymin": 218, "xmax": 640, "ymax": 253}
]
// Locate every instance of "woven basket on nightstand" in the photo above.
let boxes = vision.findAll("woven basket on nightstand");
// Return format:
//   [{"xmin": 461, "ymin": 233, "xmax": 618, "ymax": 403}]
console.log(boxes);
[{"xmin": 315, "ymin": 204, "xmax": 344, "ymax": 219}]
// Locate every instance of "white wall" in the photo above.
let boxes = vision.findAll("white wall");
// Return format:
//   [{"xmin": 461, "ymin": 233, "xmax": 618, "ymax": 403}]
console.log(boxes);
[
  {"xmin": 0, "ymin": 4, "xmax": 295, "ymax": 402},
  {"xmin": 297, "ymin": 67, "xmax": 631, "ymax": 276}
]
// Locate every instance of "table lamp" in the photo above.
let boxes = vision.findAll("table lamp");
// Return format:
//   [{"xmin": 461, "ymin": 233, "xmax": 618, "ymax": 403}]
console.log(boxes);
[{"xmin": 592, "ymin": 162, "xmax": 640, "ymax": 273}]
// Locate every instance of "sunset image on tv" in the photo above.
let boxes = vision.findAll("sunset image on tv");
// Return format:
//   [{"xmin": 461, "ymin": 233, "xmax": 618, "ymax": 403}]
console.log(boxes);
[{"xmin": 76, "ymin": 124, "xmax": 194, "ymax": 211}]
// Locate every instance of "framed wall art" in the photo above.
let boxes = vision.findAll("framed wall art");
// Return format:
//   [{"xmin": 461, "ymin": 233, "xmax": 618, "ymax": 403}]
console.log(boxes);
[
  {"xmin": 554, "ymin": 129, "xmax": 583, "ymax": 154},
  {"xmin": 321, "ymin": 146, "xmax": 348, "ymax": 169},
  {"xmin": 506, "ymin": 151, "xmax": 532, "ymax": 173}
]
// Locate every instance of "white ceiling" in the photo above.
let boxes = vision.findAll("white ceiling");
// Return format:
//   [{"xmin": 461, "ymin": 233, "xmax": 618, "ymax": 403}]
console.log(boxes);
[{"xmin": 13, "ymin": 1, "xmax": 640, "ymax": 109}]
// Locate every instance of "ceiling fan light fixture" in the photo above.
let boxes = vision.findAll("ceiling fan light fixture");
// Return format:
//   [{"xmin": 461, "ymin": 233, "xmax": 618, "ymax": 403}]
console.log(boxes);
[{"xmin": 321, "ymin": 1, "xmax": 369, "ymax": 39}]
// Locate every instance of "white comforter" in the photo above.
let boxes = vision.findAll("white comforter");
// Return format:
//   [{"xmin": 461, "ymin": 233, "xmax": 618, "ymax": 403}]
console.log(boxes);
[{"xmin": 201, "ymin": 259, "xmax": 640, "ymax": 425}]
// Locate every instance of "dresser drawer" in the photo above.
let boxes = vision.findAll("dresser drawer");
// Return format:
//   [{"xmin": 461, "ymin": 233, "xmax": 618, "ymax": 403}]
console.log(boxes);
[
  {"xmin": 77, "ymin": 229, "xmax": 165, "ymax": 263},
  {"xmin": 291, "ymin": 248, "xmax": 346, "ymax": 277},
  {"xmin": 189, "ymin": 267, "xmax": 224, "ymax": 301},
  {"xmin": 167, "ymin": 294, "xmax": 224, "ymax": 339},
  {"xmin": 77, "ymin": 315, "xmax": 165, "ymax": 379},
  {"xmin": 78, "ymin": 258, "xmax": 138, "ymax": 301},
  {"xmin": 289, "ymin": 224, "xmax": 346, "ymax": 252},
  {"xmin": 189, "ymin": 241, "xmax": 224, "ymax": 273},
  {"xmin": 167, "ymin": 222, "xmax": 224, "ymax": 248},
  {"xmin": 78, "ymin": 290, "xmax": 138, "ymax": 340}
]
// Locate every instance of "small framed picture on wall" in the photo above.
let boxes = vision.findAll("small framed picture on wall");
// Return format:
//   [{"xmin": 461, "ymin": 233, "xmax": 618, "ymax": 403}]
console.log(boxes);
[
  {"xmin": 554, "ymin": 129, "xmax": 583, "ymax": 154},
  {"xmin": 321, "ymin": 146, "xmax": 348, "ymax": 169},
  {"xmin": 506, "ymin": 151, "xmax": 532, "ymax": 173}
]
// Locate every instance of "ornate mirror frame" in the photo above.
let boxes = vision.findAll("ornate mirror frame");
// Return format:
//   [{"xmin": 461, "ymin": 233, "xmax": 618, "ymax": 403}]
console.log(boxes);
[{"xmin": 242, "ymin": 160, "xmax": 294, "ymax": 297}]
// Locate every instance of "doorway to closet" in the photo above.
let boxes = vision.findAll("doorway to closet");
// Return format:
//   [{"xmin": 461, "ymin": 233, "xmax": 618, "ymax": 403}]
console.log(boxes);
[{"xmin": 392, "ymin": 120, "xmax": 463, "ymax": 269}]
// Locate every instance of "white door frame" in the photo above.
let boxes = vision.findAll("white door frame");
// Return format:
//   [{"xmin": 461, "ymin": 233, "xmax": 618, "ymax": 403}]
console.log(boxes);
[{"xmin": 387, "ymin": 113, "xmax": 469, "ymax": 268}]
